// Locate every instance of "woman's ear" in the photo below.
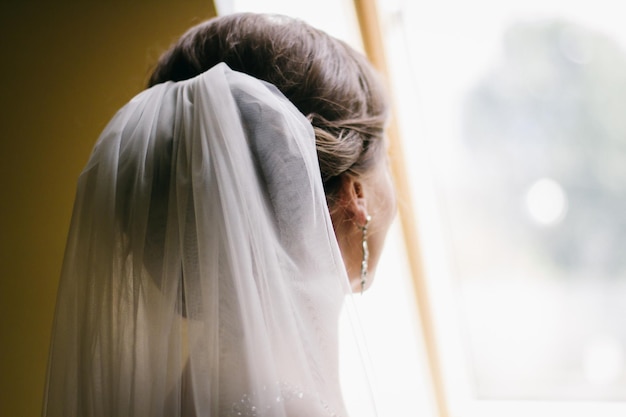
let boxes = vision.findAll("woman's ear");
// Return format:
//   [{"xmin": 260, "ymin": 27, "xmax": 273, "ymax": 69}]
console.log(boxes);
[{"xmin": 334, "ymin": 175, "xmax": 369, "ymax": 227}]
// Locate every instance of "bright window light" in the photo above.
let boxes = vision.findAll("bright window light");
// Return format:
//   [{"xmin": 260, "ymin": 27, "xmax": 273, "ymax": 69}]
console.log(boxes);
[
  {"xmin": 525, "ymin": 177, "xmax": 568, "ymax": 225},
  {"xmin": 379, "ymin": 0, "xmax": 626, "ymax": 416}
]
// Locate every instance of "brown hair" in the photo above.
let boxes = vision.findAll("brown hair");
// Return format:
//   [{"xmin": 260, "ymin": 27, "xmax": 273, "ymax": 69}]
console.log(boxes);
[{"xmin": 149, "ymin": 13, "xmax": 389, "ymax": 201}]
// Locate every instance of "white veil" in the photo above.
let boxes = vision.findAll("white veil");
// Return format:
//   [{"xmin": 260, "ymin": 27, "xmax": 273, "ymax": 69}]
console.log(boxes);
[{"xmin": 43, "ymin": 63, "xmax": 374, "ymax": 417}]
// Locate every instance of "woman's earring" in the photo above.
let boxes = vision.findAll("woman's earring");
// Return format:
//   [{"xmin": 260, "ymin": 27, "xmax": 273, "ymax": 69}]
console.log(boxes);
[{"xmin": 360, "ymin": 215, "xmax": 372, "ymax": 293}]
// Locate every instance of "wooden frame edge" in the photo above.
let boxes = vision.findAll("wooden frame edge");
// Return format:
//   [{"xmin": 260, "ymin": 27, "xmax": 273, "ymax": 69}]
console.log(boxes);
[{"xmin": 352, "ymin": 1, "xmax": 450, "ymax": 416}]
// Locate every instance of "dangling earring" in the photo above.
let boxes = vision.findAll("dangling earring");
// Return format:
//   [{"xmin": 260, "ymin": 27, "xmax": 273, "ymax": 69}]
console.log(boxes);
[{"xmin": 360, "ymin": 215, "xmax": 372, "ymax": 293}]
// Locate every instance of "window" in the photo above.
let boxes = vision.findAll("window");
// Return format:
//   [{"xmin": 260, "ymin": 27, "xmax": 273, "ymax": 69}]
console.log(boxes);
[{"xmin": 377, "ymin": 0, "xmax": 626, "ymax": 415}]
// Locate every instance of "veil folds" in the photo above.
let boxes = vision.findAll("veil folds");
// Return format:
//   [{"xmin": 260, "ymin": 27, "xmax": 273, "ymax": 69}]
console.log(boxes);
[{"xmin": 43, "ymin": 63, "xmax": 371, "ymax": 417}]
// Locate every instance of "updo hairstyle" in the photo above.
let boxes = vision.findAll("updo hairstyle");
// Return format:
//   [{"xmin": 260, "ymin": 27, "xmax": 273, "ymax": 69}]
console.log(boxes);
[{"xmin": 148, "ymin": 13, "xmax": 389, "ymax": 203}]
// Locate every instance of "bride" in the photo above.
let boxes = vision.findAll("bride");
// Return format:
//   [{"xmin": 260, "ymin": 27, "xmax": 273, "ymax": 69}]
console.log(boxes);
[{"xmin": 43, "ymin": 13, "xmax": 395, "ymax": 417}]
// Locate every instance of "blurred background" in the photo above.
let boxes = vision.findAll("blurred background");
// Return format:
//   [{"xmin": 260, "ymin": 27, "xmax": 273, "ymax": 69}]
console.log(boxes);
[
  {"xmin": 378, "ymin": 0, "xmax": 626, "ymax": 415},
  {"xmin": 2, "ymin": 0, "xmax": 625, "ymax": 416}
]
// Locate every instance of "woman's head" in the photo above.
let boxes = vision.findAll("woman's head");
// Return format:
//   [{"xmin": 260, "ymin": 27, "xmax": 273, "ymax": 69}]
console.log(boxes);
[
  {"xmin": 149, "ymin": 13, "xmax": 395, "ymax": 289},
  {"xmin": 149, "ymin": 13, "xmax": 387, "ymax": 199}
]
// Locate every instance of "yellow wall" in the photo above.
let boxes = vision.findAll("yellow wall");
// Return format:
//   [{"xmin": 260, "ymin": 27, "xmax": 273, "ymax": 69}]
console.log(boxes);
[{"xmin": 0, "ymin": 2, "xmax": 215, "ymax": 415}]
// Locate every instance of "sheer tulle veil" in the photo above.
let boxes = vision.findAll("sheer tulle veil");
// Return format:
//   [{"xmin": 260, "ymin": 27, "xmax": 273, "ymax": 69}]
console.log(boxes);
[{"xmin": 43, "ymin": 63, "xmax": 376, "ymax": 416}]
